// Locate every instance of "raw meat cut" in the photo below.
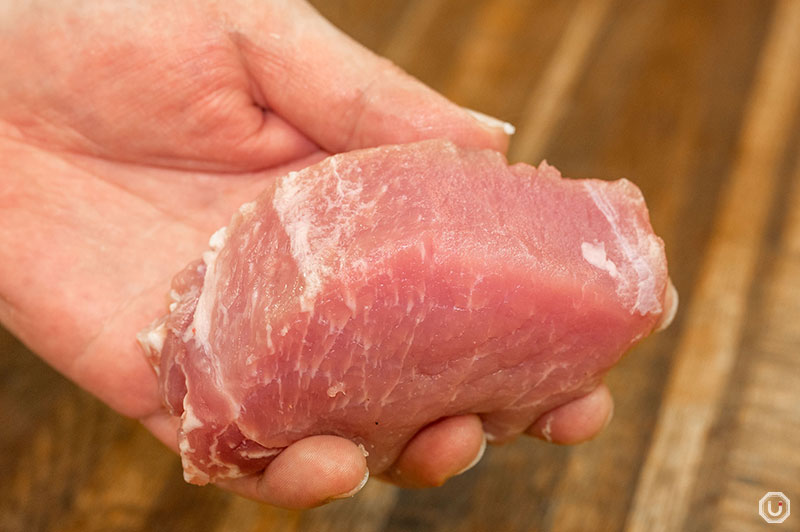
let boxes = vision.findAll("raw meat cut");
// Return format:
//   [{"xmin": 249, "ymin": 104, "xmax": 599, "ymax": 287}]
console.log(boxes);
[{"xmin": 138, "ymin": 139, "xmax": 674, "ymax": 485}]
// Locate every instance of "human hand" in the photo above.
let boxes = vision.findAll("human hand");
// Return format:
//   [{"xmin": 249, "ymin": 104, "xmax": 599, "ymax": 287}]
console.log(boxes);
[{"xmin": 0, "ymin": 0, "xmax": 613, "ymax": 508}]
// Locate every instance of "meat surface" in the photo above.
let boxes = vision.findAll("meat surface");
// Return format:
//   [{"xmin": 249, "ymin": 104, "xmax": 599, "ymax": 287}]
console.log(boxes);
[{"xmin": 138, "ymin": 139, "xmax": 674, "ymax": 485}]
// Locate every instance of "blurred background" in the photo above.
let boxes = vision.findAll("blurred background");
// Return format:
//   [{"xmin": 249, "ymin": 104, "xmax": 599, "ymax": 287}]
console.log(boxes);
[{"xmin": 2, "ymin": 0, "xmax": 799, "ymax": 530}]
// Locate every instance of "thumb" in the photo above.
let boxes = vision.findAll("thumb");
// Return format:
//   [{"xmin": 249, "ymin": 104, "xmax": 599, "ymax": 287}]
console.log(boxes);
[{"xmin": 232, "ymin": 0, "xmax": 512, "ymax": 153}]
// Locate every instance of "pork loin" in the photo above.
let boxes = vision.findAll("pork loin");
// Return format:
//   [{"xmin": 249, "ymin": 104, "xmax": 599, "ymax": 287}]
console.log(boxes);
[{"xmin": 138, "ymin": 139, "xmax": 674, "ymax": 484}]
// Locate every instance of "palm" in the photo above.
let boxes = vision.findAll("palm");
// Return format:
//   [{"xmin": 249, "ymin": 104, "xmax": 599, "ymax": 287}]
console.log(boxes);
[
  {"xmin": 6, "ymin": 151, "xmax": 326, "ymax": 414},
  {"xmin": 1, "ymin": 0, "xmax": 613, "ymax": 508},
  {"xmin": 0, "ymin": 1, "xmax": 327, "ymax": 421}
]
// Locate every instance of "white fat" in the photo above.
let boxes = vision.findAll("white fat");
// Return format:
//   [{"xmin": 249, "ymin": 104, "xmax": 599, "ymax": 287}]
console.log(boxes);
[
  {"xmin": 208, "ymin": 226, "xmax": 228, "ymax": 251},
  {"xmin": 265, "ymin": 323, "xmax": 274, "ymax": 351},
  {"xmin": 272, "ymin": 158, "xmax": 381, "ymax": 311},
  {"xmin": 182, "ymin": 402, "xmax": 204, "ymax": 433},
  {"xmin": 179, "ymin": 437, "xmax": 195, "ymax": 458},
  {"xmin": 581, "ymin": 241, "xmax": 619, "ymax": 278},
  {"xmin": 185, "ymin": 225, "xmax": 229, "ymax": 350},
  {"xmin": 273, "ymin": 170, "xmax": 325, "ymax": 308},
  {"xmin": 327, "ymin": 383, "xmax": 346, "ymax": 397},
  {"xmin": 582, "ymin": 181, "xmax": 662, "ymax": 315},
  {"xmin": 344, "ymin": 289, "xmax": 358, "ymax": 314},
  {"xmin": 238, "ymin": 201, "xmax": 256, "ymax": 217},
  {"xmin": 141, "ymin": 322, "xmax": 166, "ymax": 354}
]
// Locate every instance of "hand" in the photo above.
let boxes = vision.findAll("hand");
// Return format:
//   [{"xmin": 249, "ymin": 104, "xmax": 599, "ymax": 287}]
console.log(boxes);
[{"xmin": 0, "ymin": 0, "xmax": 613, "ymax": 508}]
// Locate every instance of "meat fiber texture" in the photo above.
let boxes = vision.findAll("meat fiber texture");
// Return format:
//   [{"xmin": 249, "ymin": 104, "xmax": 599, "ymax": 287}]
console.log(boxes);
[{"xmin": 138, "ymin": 139, "xmax": 673, "ymax": 485}]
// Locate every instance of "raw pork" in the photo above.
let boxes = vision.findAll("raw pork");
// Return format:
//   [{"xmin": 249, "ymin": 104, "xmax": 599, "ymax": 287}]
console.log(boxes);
[{"xmin": 139, "ymin": 139, "xmax": 673, "ymax": 484}]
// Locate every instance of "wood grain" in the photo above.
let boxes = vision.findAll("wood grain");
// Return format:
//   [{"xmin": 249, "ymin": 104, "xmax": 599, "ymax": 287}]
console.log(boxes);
[
  {"xmin": 509, "ymin": 0, "xmax": 615, "ymax": 164},
  {"xmin": 626, "ymin": 1, "xmax": 800, "ymax": 530},
  {"xmin": 2, "ymin": 1, "xmax": 799, "ymax": 531}
]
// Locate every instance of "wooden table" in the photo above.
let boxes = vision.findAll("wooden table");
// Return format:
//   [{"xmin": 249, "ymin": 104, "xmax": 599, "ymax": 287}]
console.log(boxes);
[{"xmin": 3, "ymin": 1, "xmax": 799, "ymax": 530}]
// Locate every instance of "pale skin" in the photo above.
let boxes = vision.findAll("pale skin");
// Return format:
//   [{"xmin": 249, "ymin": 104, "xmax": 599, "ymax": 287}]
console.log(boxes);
[{"xmin": 0, "ymin": 0, "xmax": 613, "ymax": 509}]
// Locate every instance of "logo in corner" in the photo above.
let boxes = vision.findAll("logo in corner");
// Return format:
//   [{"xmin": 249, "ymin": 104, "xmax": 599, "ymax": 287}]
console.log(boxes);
[{"xmin": 760, "ymin": 492, "xmax": 790, "ymax": 524}]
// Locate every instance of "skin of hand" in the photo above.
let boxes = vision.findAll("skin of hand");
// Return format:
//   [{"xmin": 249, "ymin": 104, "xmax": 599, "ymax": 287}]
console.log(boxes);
[{"xmin": 0, "ymin": 0, "xmax": 613, "ymax": 509}]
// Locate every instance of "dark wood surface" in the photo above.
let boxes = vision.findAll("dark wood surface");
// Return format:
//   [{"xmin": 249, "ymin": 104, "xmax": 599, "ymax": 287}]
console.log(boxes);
[{"xmin": 3, "ymin": 1, "xmax": 800, "ymax": 530}]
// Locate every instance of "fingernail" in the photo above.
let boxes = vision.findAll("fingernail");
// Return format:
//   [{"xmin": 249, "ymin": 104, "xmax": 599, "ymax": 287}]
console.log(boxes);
[
  {"xmin": 464, "ymin": 108, "xmax": 516, "ymax": 136},
  {"xmin": 454, "ymin": 434, "xmax": 487, "ymax": 476},
  {"xmin": 602, "ymin": 401, "xmax": 615, "ymax": 431},
  {"xmin": 540, "ymin": 414, "xmax": 554, "ymax": 443},
  {"xmin": 655, "ymin": 278, "xmax": 679, "ymax": 332},
  {"xmin": 331, "ymin": 469, "xmax": 369, "ymax": 500}
]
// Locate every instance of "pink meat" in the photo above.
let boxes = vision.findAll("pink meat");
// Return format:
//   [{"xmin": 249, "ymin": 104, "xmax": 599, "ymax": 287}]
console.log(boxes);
[{"xmin": 138, "ymin": 139, "xmax": 672, "ymax": 485}]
